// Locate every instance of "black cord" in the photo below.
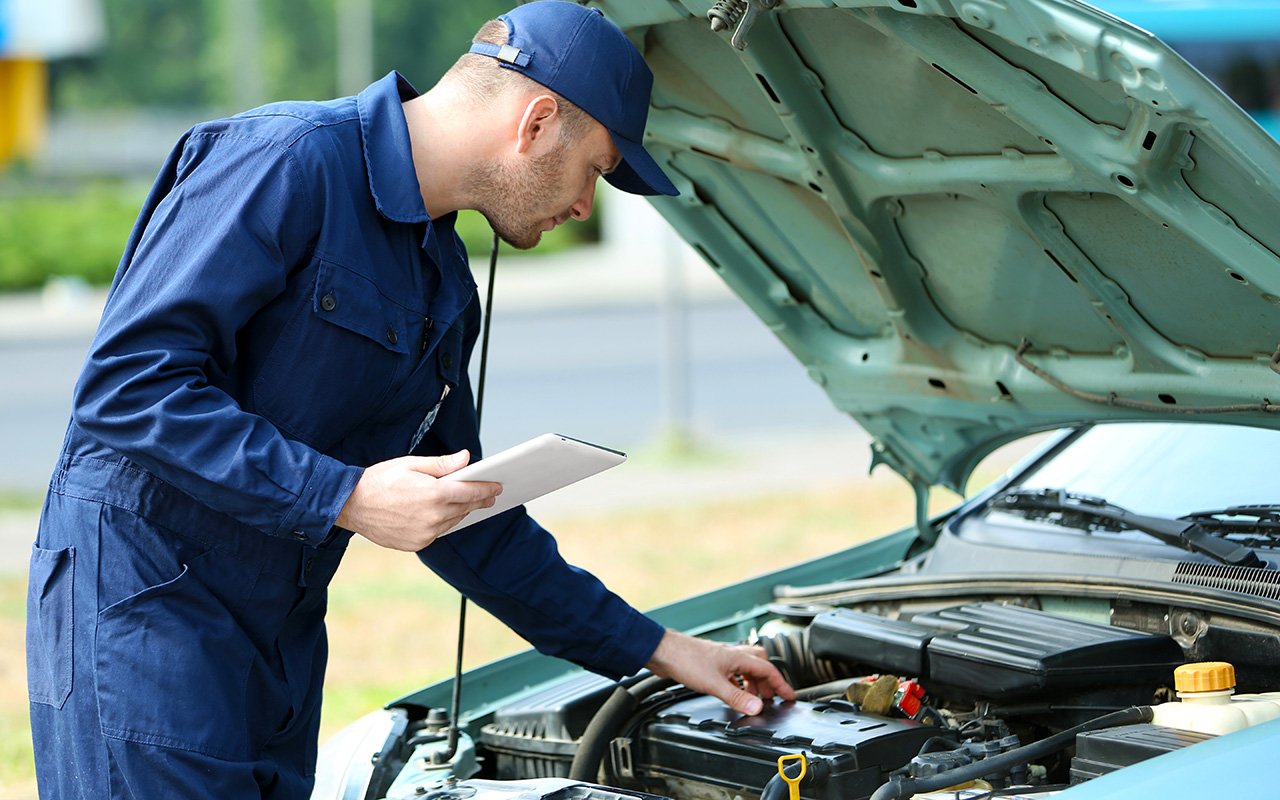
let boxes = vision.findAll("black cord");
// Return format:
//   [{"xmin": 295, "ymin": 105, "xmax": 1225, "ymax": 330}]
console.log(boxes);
[
  {"xmin": 869, "ymin": 706, "xmax": 1154, "ymax": 800},
  {"xmin": 475, "ymin": 230, "xmax": 500, "ymax": 428},
  {"xmin": 443, "ymin": 230, "xmax": 501, "ymax": 762}
]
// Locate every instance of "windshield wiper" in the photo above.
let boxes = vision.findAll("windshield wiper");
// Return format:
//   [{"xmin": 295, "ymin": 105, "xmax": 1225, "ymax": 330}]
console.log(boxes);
[{"xmin": 990, "ymin": 488, "xmax": 1271, "ymax": 569}]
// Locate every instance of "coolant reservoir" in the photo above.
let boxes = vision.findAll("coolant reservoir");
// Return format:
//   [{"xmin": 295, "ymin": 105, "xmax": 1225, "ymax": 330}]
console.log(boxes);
[{"xmin": 1150, "ymin": 662, "xmax": 1280, "ymax": 735}]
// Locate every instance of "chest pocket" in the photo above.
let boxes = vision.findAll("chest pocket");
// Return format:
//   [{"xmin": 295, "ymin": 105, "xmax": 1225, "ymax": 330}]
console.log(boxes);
[{"xmin": 253, "ymin": 259, "xmax": 415, "ymax": 449}]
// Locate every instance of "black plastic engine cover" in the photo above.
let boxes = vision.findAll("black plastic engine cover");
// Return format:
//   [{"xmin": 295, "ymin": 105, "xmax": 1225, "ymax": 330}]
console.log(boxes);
[
  {"xmin": 809, "ymin": 602, "xmax": 1184, "ymax": 699},
  {"xmin": 626, "ymin": 696, "xmax": 953, "ymax": 800}
]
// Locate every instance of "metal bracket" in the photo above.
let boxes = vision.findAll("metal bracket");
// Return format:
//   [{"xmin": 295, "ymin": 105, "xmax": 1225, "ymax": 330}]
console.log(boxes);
[{"xmin": 707, "ymin": 0, "xmax": 782, "ymax": 51}]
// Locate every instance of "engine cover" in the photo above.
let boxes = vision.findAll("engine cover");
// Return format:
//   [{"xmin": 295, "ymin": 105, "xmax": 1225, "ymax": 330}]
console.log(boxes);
[
  {"xmin": 808, "ymin": 602, "xmax": 1184, "ymax": 701},
  {"xmin": 621, "ymin": 696, "xmax": 952, "ymax": 800}
]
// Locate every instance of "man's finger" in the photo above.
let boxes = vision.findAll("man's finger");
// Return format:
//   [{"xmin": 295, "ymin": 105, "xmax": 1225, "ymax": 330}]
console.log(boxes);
[
  {"xmin": 731, "ymin": 654, "xmax": 796, "ymax": 702},
  {"xmin": 406, "ymin": 450, "xmax": 471, "ymax": 477},
  {"xmin": 435, "ymin": 479, "xmax": 503, "ymax": 505},
  {"xmin": 724, "ymin": 686, "xmax": 764, "ymax": 716}
]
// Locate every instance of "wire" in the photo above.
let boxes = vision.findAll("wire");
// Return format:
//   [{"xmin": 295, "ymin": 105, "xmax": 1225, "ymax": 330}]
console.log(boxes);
[
  {"xmin": 1014, "ymin": 339, "xmax": 1280, "ymax": 415},
  {"xmin": 443, "ymin": 230, "xmax": 501, "ymax": 762},
  {"xmin": 475, "ymin": 231, "xmax": 500, "ymax": 428}
]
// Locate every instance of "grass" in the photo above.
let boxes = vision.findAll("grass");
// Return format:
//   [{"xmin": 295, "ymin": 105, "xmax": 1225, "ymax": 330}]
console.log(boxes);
[
  {"xmin": 0, "ymin": 445, "xmax": 1030, "ymax": 797},
  {"xmin": 0, "ymin": 476, "xmax": 916, "ymax": 796},
  {"xmin": 319, "ymin": 469, "xmax": 957, "ymax": 742}
]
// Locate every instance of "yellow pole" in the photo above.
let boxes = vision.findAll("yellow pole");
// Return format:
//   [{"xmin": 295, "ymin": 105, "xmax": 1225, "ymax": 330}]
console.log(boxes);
[{"xmin": 0, "ymin": 58, "xmax": 49, "ymax": 166}]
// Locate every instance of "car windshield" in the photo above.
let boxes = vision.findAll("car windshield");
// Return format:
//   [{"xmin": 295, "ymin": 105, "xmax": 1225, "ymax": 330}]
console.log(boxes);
[{"xmin": 1008, "ymin": 422, "xmax": 1280, "ymax": 519}]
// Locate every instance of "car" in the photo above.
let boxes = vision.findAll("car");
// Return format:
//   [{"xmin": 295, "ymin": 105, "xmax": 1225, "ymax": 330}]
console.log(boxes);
[{"xmin": 310, "ymin": 1, "xmax": 1280, "ymax": 798}]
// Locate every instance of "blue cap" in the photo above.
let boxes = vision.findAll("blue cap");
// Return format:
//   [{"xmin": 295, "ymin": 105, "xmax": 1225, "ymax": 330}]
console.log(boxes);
[{"xmin": 468, "ymin": 1, "xmax": 679, "ymax": 197}]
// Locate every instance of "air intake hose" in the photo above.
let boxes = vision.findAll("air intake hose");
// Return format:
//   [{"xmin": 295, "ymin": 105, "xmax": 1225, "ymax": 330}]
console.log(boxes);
[{"xmin": 568, "ymin": 675, "xmax": 675, "ymax": 782}]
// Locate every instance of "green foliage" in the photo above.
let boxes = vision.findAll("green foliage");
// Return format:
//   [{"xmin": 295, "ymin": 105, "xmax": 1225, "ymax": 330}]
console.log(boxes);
[
  {"xmin": 49, "ymin": 0, "xmax": 520, "ymax": 112},
  {"xmin": 0, "ymin": 184, "xmax": 598, "ymax": 292},
  {"xmin": 375, "ymin": 0, "xmax": 513, "ymax": 91},
  {"xmin": 0, "ymin": 182, "xmax": 146, "ymax": 291},
  {"xmin": 51, "ymin": 0, "xmax": 222, "ymax": 109}
]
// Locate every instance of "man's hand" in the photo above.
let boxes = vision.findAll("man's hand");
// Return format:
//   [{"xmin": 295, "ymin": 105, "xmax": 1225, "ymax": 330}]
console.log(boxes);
[
  {"xmin": 337, "ymin": 450, "xmax": 502, "ymax": 551},
  {"xmin": 645, "ymin": 629, "xmax": 796, "ymax": 716}
]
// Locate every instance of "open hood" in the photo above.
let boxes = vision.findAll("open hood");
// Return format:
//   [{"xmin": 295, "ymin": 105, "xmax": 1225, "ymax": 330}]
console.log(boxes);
[{"xmin": 594, "ymin": 0, "xmax": 1280, "ymax": 492}]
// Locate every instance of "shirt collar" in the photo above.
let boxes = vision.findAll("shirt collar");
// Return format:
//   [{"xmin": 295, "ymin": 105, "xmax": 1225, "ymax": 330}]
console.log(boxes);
[{"xmin": 357, "ymin": 71, "xmax": 430, "ymax": 224}]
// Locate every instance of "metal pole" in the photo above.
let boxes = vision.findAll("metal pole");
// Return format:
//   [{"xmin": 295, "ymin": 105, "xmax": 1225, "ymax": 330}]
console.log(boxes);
[
  {"xmin": 658, "ymin": 223, "xmax": 693, "ymax": 450},
  {"xmin": 225, "ymin": 0, "xmax": 265, "ymax": 110},
  {"xmin": 335, "ymin": 0, "xmax": 374, "ymax": 96}
]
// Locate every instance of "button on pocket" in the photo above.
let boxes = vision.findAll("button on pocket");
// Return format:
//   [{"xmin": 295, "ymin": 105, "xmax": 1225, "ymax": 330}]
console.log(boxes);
[
  {"xmin": 27, "ymin": 545, "xmax": 75, "ymax": 709},
  {"xmin": 253, "ymin": 259, "xmax": 416, "ymax": 448}
]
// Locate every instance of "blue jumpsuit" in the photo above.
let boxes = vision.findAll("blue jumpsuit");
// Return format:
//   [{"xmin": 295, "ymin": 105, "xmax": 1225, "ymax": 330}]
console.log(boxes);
[{"xmin": 25, "ymin": 71, "xmax": 665, "ymax": 799}]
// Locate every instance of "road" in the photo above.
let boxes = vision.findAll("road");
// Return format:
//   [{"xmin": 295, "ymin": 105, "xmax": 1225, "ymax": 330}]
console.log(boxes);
[{"xmin": 0, "ymin": 297, "xmax": 856, "ymax": 493}]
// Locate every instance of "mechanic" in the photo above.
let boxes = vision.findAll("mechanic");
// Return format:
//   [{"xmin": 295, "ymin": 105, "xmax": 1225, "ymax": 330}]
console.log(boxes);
[{"xmin": 24, "ymin": 2, "xmax": 794, "ymax": 798}]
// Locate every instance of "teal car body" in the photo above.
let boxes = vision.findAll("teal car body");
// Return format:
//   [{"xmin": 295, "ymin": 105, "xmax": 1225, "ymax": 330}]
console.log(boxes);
[{"xmin": 313, "ymin": 2, "xmax": 1280, "ymax": 798}]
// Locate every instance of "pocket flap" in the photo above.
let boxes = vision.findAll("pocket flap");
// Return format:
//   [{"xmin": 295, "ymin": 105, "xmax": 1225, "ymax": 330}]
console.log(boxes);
[{"xmin": 313, "ymin": 261, "xmax": 409, "ymax": 354}]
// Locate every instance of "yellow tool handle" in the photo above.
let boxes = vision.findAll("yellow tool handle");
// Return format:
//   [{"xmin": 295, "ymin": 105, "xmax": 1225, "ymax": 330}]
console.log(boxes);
[{"xmin": 776, "ymin": 753, "xmax": 807, "ymax": 800}]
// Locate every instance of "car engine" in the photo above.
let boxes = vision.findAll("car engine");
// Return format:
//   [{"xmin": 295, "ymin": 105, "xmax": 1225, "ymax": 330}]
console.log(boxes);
[
  {"xmin": 464, "ymin": 601, "xmax": 1266, "ymax": 800},
  {"xmin": 344, "ymin": 598, "xmax": 1280, "ymax": 800}
]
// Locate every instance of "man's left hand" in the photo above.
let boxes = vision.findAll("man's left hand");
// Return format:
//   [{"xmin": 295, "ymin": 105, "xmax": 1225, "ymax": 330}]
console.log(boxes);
[{"xmin": 645, "ymin": 629, "xmax": 796, "ymax": 716}]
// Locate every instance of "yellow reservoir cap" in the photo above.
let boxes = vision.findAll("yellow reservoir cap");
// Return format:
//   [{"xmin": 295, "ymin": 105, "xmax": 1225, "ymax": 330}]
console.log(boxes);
[{"xmin": 1175, "ymin": 662, "xmax": 1236, "ymax": 693}]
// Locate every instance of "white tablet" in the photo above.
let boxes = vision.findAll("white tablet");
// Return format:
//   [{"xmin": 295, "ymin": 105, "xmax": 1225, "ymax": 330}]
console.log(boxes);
[{"xmin": 439, "ymin": 433, "xmax": 626, "ymax": 533}]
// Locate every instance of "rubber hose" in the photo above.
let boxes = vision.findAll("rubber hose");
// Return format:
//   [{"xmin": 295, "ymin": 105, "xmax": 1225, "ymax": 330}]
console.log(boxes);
[
  {"xmin": 794, "ymin": 678, "xmax": 861, "ymax": 702},
  {"xmin": 568, "ymin": 675, "xmax": 675, "ymax": 782},
  {"xmin": 759, "ymin": 755, "xmax": 831, "ymax": 800},
  {"xmin": 868, "ymin": 705, "xmax": 1154, "ymax": 800},
  {"xmin": 759, "ymin": 773, "xmax": 788, "ymax": 800},
  {"xmin": 759, "ymin": 629, "xmax": 854, "ymax": 688}
]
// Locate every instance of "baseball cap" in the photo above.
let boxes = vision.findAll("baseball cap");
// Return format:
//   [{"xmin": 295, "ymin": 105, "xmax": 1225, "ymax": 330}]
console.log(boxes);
[{"xmin": 467, "ymin": 1, "xmax": 679, "ymax": 197}]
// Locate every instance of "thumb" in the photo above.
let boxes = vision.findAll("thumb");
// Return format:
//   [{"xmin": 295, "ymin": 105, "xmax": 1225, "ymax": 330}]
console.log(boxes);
[
  {"xmin": 725, "ymin": 686, "xmax": 764, "ymax": 717},
  {"xmin": 409, "ymin": 450, "xmax": 471, "ymax": 477}
]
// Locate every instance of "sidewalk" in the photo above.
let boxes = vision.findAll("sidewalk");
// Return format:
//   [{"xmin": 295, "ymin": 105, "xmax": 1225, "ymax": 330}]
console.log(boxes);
[
  {"xmin": 0, "ymin": 225, "xmax": 871, "ymax": 574},
  {"xmin": 0, "ymin": 240, "xmax": 735, "ymax": 342}
]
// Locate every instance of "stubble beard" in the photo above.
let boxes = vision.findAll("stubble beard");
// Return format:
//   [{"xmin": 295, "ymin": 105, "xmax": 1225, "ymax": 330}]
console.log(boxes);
[{"xmin": 466, "ymin": 146, "xmax": 569, "ymax": 251}]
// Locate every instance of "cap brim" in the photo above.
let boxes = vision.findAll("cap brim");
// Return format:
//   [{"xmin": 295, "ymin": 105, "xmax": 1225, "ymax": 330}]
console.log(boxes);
[{"xmin": 604, "ymin": 131, "xmax": 679, "ymax": 197}]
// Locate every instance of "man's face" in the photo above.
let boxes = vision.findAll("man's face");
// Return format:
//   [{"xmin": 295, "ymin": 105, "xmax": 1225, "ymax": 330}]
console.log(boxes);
[{"xmin": 470, "ymin": 118, "xmax": 620, "ymax": 250}]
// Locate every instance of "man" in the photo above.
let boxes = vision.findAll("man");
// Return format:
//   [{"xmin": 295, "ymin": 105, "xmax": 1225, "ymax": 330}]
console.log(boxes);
[{"xmin": 25, "ymin": 2, "xmax": 794, "ymax": 798}]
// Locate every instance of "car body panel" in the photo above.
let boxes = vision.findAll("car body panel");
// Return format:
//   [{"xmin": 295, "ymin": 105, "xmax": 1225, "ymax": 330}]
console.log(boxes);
[
  {"xmin": 598, "ymin": 0, "xmax": 1280, "ymax": 492},
  {"xmin": 315, "ymin": 4, "xmax": 1280, "ymax": 799}
]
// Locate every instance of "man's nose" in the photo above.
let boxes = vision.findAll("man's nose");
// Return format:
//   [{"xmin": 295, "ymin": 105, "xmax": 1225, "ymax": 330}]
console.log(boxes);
[{"xmin": 568, "ymin": 179, "xmax": 597, "ymax": 222}]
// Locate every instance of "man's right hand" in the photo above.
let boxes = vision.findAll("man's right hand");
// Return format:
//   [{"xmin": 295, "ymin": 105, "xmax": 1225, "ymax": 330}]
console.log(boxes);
[{"xmin": 336, "ymin": 450, "xmax": 502, "ymax": 551}]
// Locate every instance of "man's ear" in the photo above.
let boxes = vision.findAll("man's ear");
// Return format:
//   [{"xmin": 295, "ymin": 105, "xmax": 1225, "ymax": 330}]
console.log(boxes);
[{"xmin": 515, "ymin": 94, "xmax": 561, "ymax": 155}]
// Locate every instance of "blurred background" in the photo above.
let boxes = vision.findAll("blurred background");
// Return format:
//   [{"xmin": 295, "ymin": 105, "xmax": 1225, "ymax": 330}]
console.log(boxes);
[{"xmin": 2, "ymin": 0, "xmax": 1279, "ymax": 796}]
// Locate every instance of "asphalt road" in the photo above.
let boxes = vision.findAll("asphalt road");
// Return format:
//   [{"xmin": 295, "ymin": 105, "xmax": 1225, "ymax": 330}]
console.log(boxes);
[
  {"xmin": 0, "ymin": 295, "xmax": 870, "ymax": 572},
  {"xmin": 0, "ymin": 298, "xmax": 849, "ymax": 492}
]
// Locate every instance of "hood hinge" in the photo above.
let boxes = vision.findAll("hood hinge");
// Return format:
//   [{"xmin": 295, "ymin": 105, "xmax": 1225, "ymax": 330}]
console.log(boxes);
[{"xmin": 707, "ymin": 0, "xmax": 782, "ymax": 51}]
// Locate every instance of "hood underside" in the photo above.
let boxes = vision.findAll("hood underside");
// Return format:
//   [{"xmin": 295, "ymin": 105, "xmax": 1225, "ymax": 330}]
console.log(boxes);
[{"xmin": 594, "ymin": 0, "xmax": 1280, "ymax": 491}]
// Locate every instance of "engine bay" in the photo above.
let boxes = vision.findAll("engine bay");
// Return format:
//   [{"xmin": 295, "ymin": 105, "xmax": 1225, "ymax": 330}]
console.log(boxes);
[{"xmin": 364, "ymin": 594, "xmax": 1280, "ymax": 800}]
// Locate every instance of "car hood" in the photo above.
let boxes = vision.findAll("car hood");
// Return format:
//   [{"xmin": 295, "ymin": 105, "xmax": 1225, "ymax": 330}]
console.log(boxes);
[{"xmin": 598, "ymin": 0, "xmax": 1280, "ymax": 492}]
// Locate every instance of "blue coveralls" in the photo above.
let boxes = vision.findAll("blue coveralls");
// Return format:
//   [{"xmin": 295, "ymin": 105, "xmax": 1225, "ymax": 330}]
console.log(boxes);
[{"xmin": 25, "ymin": 71, "xmax": 665, "ymax": 799}]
